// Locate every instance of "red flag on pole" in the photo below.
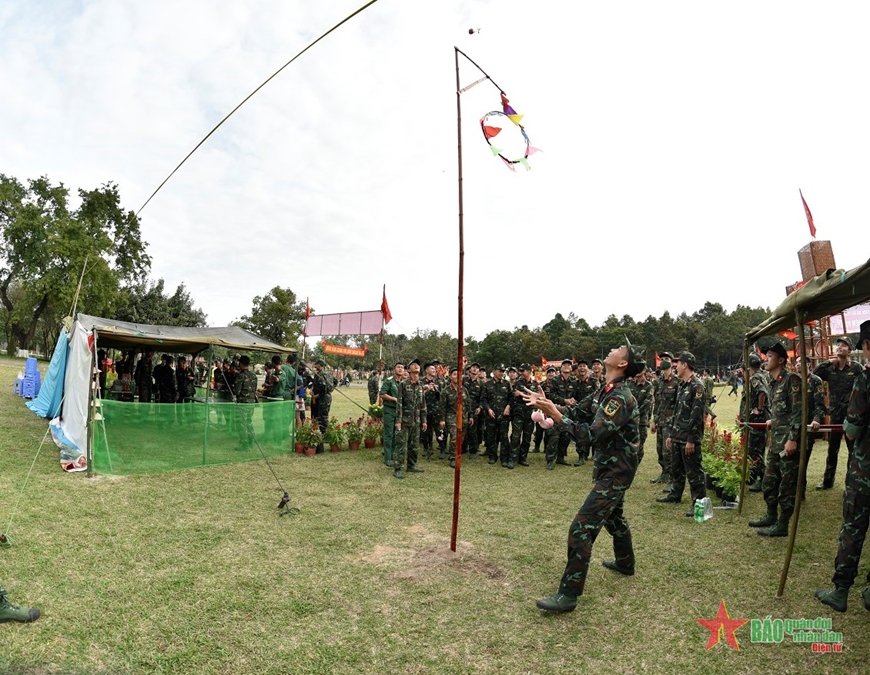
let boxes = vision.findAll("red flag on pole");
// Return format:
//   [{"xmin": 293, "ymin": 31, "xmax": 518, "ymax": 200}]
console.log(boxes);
[
  {"xmin": 381, "ymin": 286, "xmax": 392, "ymax": 325},
  {"xmin": 800, "ymin": 189, "xmax": 816, "ymax": 238}
]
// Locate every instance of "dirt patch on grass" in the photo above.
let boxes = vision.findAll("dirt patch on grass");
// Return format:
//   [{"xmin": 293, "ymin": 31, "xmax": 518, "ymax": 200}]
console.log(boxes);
[{"xmin": 357, "ymin": 524, "xmax": 508, "ymax": 582}]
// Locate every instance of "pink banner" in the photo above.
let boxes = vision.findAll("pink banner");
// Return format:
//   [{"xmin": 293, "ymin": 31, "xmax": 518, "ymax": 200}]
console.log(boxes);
[
  {"xmin": 305, "ymin": 310, "xmax": 383, "ymax": 336},
  {"xmin": 829, "ymin": 304, "xmax": 870, "ymax": 334}
]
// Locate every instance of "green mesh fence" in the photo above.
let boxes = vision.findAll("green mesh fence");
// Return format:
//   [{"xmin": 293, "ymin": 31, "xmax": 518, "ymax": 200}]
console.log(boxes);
[{"xmin": 92, "ymin": 397, "xmax": 297, "ymax": 475}]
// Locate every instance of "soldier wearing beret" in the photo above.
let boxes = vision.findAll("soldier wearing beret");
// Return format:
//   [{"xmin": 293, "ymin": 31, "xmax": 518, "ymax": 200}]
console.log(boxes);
[
  {"xmin": 738, "ymin": 352, "xmax": 770, "ymax": 491},
  {"xmin": 657, "ymin": 351, "xmax": 707, "ymax": 514},
  {"xmin": 748, "ymin": 342, "xmax": 803, "ymax": 537},
  {"xmin": 529, "ymin": 342, "xmax": 646, "ymax": 613},
  {"xmin": 814, "ymin": 336, "xmax": 864, "ymax": 490},
  {"xmin": 817, "ymin": 320, "xmax": 870, "ymax": 612}
]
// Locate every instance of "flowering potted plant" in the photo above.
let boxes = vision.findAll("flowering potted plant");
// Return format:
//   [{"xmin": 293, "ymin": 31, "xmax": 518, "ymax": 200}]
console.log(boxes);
[
  {"xmin": 345, "ymin": 418, "xmax": 364, "ymax": 450},
  {"xmin": 701, "ymin": 424, "xmax": 744, "ymax": 501},
  {"xmin": 298, "ymin": 421, "xmax": 321, "ymax": 456},
  {"xmin": 368, "ymin": 403, "xmax": 383, "ymax": 419},
  {"xmin": 324, "ymin": 417, "xmax": 345, "ymax": 452},
  {"xmin": 364, "ymin": 417, "xmax": 382, "ymax": 448}
]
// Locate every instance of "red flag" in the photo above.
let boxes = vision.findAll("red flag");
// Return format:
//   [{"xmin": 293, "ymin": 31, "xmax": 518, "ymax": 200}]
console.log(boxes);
[
  {"xmin": 655, "ymin": 352, "xmax": 661, "ymax": 368},
  {"xmin": 305, "ymin": 298, "xmax": 310, "ymax": 319},
  {"xmin": 800, "ymin": 189, "xmax": 816, "ymax": 238},
  {"xmin": 381, "ymin": 286, "xmax": 392, "ymax": 325}
]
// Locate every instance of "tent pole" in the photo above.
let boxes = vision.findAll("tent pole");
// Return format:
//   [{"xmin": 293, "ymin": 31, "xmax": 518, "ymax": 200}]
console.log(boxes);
[
  {"xmin": 737, "ymin": 341, "xmax": 751, "ymax": 515},
  {"xmin": 87, "ymin": 330, "xmax": 98, "ymax": 478},
  {"xmin": 777, "ymin": 310, "xmax": 809, "ymax": 597},
  {"xmin": 203, "ymin": 347, "xmax": 213, "ymax": 466}
]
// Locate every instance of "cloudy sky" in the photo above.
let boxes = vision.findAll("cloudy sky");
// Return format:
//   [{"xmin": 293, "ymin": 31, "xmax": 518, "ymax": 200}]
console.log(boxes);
[{"xmin": 3, "ymin": 1, "xmax": 869, "ymax": 343}]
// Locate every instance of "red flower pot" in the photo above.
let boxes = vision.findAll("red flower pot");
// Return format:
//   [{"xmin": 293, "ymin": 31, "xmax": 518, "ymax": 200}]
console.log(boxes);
[
  {"xmin": 364, "ymin": 438, "xmax": 376, "ymax": 449},
  {"xmin": 348, "ymin": 441, "xmax": 361, "ymax": 451},
  {"xmin": 304, "ymin": 446, "xmax": 317, "ymax": 456},
  {"xmin": 330, "ymin": 444, "xmax": 340, "ymax": 453},
  {"xmin": 294, "ymin": 443, "xmax": 304, "ymax": 454}
]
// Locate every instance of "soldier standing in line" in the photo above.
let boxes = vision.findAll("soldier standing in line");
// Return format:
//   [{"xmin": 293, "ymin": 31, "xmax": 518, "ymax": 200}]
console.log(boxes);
[
  {"xmin": 738, "ymin": 352, "xmax": 770, "ymax": 492},
  {"xmin": 814, "ymin": 337, "xmax": 864, "ymax": 490},
  {"xmin": 572, "ymin": 360, "xmax": 597, "ymax": 465},
  {"xmin": 795, "ymin": 355, "xmax": 826, "ymax": 500},
  {"xmin": 650, "ymin": 357, "xmax": 679, "ymax": 484},
  {"xmin": 482, "ymin": 364, "xmax": 514, "ymax": 467},
  {"xmin": 816, "ymin": 320, "xmax": 870, "ymax": 612},
  {"xmin": 529, "ymin": 342, "xmax": 647, "ymax": 613},
  {"xmin": 545, "ymin": 360, "xmax": 577, "ymax": 470},
  {"xmin": 232, "ymin": 355, "xmax": 258, "ymax": 451},
  {"xmin": 462, "ymin": 363, "xmax": 483, "ymax": 460},
  {"xmin": 421, "ymin": 363, "xmax": 441, "ymax": 460},
  {"xmin": 367, "ymin": 370, "xmax": 381, "ymax": 406},
  {"xmin": 702, "ymin": 369, "xmax": 717, "ymax": 421},
  {"xmin": 656, "ymin": 351, "xmax": 707, "ymax": 515},
  {"xmin": 379, "ymin": 362, "xmax": 404, "ymax": 467},
  {"xmin": 394, "ymin": 359, "xmax": 427, "ymax": 479},
  {"xmin": 747, "ymin": 343, "xmax": 803, "ymax": 537},
  {"xmin": 628, "ymin": 367, "xmax": 653, "ymax": 464},
  {"xmin": 532, "ymin": 367, "xmax": 556, "ymax": 453},
  {"xmin": 311, "ymin": 359, "xmax": 334, "ymax": 454},
  {"xmin": 509, "ymin": 364, "xmax": 535, "ymax": 467},
  {"xmin": 439, "ymin": 367, "xmax": 470, "ymax": 468},
  {"xmin": 134, "ymin": 350, "xmax": 154, "ymax": 403}
]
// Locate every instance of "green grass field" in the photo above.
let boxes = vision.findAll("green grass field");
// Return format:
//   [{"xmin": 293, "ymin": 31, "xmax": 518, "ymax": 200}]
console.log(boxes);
[{"xmin": 2, "ymin": 358, "xmax": 868, "ymax": 674}]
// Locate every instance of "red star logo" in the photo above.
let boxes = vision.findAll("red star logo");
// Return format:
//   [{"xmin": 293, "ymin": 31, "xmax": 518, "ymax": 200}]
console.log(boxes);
[{"xmin": 696, "ymin": 600, "xmax": 749, "ymax": 651}]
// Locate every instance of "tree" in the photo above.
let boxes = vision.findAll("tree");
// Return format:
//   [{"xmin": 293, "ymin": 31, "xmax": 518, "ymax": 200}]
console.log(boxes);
[
  {"xmin": 235, "ymin": 286, "xmax": 307, "ymax": 347},
  {"xmin": 115, "ymin": 278, "xmax": 207, "ymax": 327},
  {"xmin": 0, "ymin": 174, "xmax": 150, "ymax": 353}
]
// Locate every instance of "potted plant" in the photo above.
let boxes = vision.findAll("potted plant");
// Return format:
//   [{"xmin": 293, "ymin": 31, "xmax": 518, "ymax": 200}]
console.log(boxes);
[
  {"xmin": 368, "ymin": 403, "xmax": 383, "ymax": 419},
  {"xmin": 300, "ymin": 421, "xmax": 321, "ymax": 456},
  {"xmin": 701, "ymin": 425, "xmax": 745, "ymax": 503},
  {"xmin": 293, "ymin": 421, "xmax": 308, "ymax": 453},
  {"xmin": 345, "ymin": 418, "xmax": 364, "ymax": 451},
  {"xmin": 364, "ymin": 417, "xmax": 381, "ymax": 448},
  {"xmin": 324, "ymin": 417, "xmax": 345, "ymax": 452}
]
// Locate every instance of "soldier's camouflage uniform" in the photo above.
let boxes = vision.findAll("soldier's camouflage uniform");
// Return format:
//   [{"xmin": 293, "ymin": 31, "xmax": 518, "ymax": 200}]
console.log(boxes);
[
  {"xmin": 552, "ymin": 378, "xmax": 640, "ymax": 598},
  {"xmin": 462, "ymin": 376, "xmax": 483, "ymax": 456},
  {"xmin": 421, "ymin": 375, "xmax": 441, "ymax": 458},
  {"xmin": 652, "ymin": 372, "xmax": 680, "ymax": 479},
  {"xmin": 483, "ymin": 376, "xmax": 513, "ymax": 464},
  {"xmin": 573, "ymin": 376, "xmax": 598, "ymax": 461},
  {"xmin": 831, "ymin": 364, "xmax": 870, "ymax": 589},
  {"xmin": 233, "ymin": 367, "xmax": 258, "ymax": 450},
  {"xmin": 395, "ymin": 377, "xmax": 427, "ymax": 471},
  {"xmin": 367, "ymin": 373, "xmax": 380, "ymax": 406},
  {"xmin": 814, "ymin": 359, "xmax": 864, "ymax": 487},
  {"xmin": 760, "ymin": 370, "xmax": 803, "ymax": 526},
  {"xmin": 312, "ymin": 369, "xmax": 334, "ymax": 451},
  {"xmin": 665, "ymin": 375, "xmax": 707, "ymax": 503},
  {"xmin": 546, "ymin": 374, "xmax": 577, "ymax": 466},
  {"xmin": 510, "ymin": 374, "xmax": 536, "ymax": 465},
  {"xmin": 739, "ymin": 370, "xmax": 771, "ymax": 484},
  {"xmin": 802, "ymin": 371, "xmax": 827, "ymax": 495},
  {"xmin": 628, "ymin": 376, "xmax": 653, "ymax": 463},
  {"xmin": 533, "ymin": 376, "xmax": 554, "ymax": 452},
  {"xmin": 438, "ymin": 382, "xmax": 469, "ymax": 462}
]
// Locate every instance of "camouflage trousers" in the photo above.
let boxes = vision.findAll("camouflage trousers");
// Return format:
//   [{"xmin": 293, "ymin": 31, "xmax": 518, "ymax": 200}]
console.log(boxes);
[
  {"xmin": 822, "ymin": 425, "xmax": 856, "ymax": 488},
  {"xmin": 655, "ymin": 426, "xmax": 671, "ymax": 476},
  {"xmin": 442, "ymin": 421, "xmax": 459, "ymax": 460},
  {"xmin": 558, "ymin": 477, "xmax": 634, "ymax": 598},
  {"xmin": 637, "ymin": 426, "xmax": 648, "ymax": 464},
  {"xmin": 484, "ymin": 415, "xmax": 511, "ymax": 462},
  {"xmin": 762, "ymin": 438, "xmax": 799, "ymax": 521},
  {"xmin": 394, "ymin": 420, "xmax": 421, "ymax": 470},
  {"xmin": 462, "ymin": 419, "xmax": 479, "ymax": 455},
  {"xmin": 420, "ymin": 412, "xmax": 442, "ymax": 455},
  {"xmin": 236, "ymin": 404, "xmax": 255, "ymax": 450},
  {"xmin": 746, "ymin": 424, "xmax": 767, "ymax": 483},
  {"xmin": 509, "ymin": 415, "xmax": 534, "ymax": 463},
  {"xmin": 545, "ymin": 426, "xmax": 571, "ymax": 464},
  {"xmin": 832, "ymin": 455, "xmax": 870, "ymax": 589},
  {"xmin": 668, "ymin": 439, "xmax": 706, "ymax": 503}
]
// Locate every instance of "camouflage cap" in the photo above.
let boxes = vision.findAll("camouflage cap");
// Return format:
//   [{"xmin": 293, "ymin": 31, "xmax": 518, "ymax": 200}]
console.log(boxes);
[
  {"xmin": 859, "ymin": 320, "xmax": 870, "ymax": 349},
  {"xmin": 674, "ymin": 351, "xmax": 696, "ymax": 369},
  {"xmin": 623, "ymin": 335, "xmax": 647, "ymax": 376},
  {"xmin": 519, "ymin": 363, "xmax": 532, "ymax": 371},
  {"xmin": 314, "ymin": 358, "xmax": 326, "ymax": 366},
  {"xmin": 748, "ymin": 353, "xmax": 762, "ymax": 368},
  {"xmin": 766, "ymin": 343, "xmax": 788, "ymax": 360},
  {"xmin": 836, "ymin": 336, "xmax": 853, "ymax": 349},
  {"xmin": 493, "ymin": 363, "xmax": 505, "ymax": 371},
  {"xmin": 507, "ymin": 365, "xmax": 518, "ymax": 373},
  {"xmin": 546, "ymin": 366, "xmax": 557, "ymax": 373},
  {"xmin": 660, "ymin": 351, "xmax": 674, "ymax": 360},
  {"xmin": 591, "ymin": 358, "xmax": 603, "ymax": 366}
]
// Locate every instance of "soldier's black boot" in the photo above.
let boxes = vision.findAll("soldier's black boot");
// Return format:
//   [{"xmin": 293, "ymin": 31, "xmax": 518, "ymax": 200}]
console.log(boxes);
[
  {"xmin": 758, "ymin": 519, "xmax": 789, "ymax": 537},
  {"xmin": 604, "ymin": 533, "xmax": 635, "ymax": 576},
  {"xmin": 748, "ymin": 509, "xmax": 777, "ymax": 528},
  {"xmin": 0, "ymin": 589, "xmax": 40, "ymax": 623},
  {"xmin": 815, "ymin": 586, "xmax": 849, "ymax": 613},
  {"xmin": 748, "ymin": 478, "xmax": 763, "ymax": 492},
  {"xmin": 536, "ymin": 592, "xmax": 577, "ymax": 613},
  {"xmin": 602, "ymin": 559, "xmax": 635, "ymax": 576},
  {"xmin": 656, "ymin": 493, "xmax": 681, "ymax": 503}
]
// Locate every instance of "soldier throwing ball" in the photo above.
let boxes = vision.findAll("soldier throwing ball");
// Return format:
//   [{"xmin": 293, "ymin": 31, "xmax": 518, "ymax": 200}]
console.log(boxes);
[{"xmin": 526, "ymin": 342, "xmax": 646, "ymax": 613}]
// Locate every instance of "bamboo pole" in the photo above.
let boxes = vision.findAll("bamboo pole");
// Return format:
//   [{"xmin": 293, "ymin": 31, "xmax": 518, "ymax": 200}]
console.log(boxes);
[{"xmin": 777, "ymin": 310, "xmax": 809, "ymax": 597}]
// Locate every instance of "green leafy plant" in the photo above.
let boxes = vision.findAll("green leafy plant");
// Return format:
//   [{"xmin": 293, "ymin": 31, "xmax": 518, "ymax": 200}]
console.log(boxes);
[
  {"xmin": 701, "ymin": 420, "xmax": 746, "ymax": 498},
  {"xmin": 364, "ymin": 417, "xmax": 382, "ymax": 441},
  {"xmin": 344, "ymin": 418, "xmax": 364, "ymax": 444},
  {"xmin": 324, "ymin": 417, "xmax": 345, "ymax": 446}
]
